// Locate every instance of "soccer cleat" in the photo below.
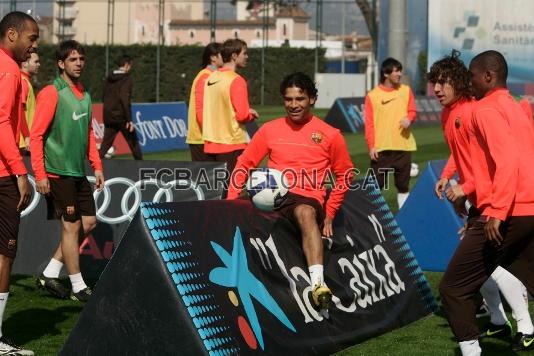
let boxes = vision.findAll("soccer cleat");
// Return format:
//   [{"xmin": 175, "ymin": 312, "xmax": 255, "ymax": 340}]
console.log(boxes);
[
  {"xmin": 511, "ymin": 332, "xmax": 534, "ymax": 352},
  {"xmin": 310, "ymin": 284, "xmax": 332, "ymax": 310},
  {"xmin": 36, "ymin": 274, "xmax": 70, "ymax": 299},
  {"xmin": 479, "ymin": 320, "xmax": 512, "ymax": 338},
  {"xmin": 0, "ymin": 336, "xmax": 34, "ymax": 355},
  {"xmin": 71, "ymin": 287, "xmax": 92, "ymax": 303}
]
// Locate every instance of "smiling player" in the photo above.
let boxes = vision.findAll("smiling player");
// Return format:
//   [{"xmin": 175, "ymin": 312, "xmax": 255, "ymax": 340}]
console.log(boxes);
[{"xmin": 227, "ymin": 72, "xmax": 353, "ymax": 311}]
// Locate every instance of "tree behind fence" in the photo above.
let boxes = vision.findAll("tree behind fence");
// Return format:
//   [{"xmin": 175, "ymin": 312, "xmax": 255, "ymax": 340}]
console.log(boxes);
[{"xmin": 34, "ymin": 45, "xmax": 325, "ymax": 105}]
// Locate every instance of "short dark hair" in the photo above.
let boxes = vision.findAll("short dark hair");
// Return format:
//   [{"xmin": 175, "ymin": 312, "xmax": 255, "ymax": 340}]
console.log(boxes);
[
  {"xmin": 221, "ymin": 38, "xmax": 247, "ymax": 63},
  {"xmin": 471, "ymin": 50, "xmax": 508, "ymax": 84},
  {"xmin": 0, "ymin": 11, "xmax": 36, "ymax": 39},
  {"xmin": 380, "ymin": 57, "xmax": 403, "ymax": 83},
  {"xmin": 279, "ymin": 72, "xmax": 318, "ymax": 99},
  {"xmin": 427, "ymin": 50, "xmax": 471, "ymax": 100},
  {"xmin": 117, "ymin": 54, "xmax": 133, "ymax": 67},
  {"xmin": 56, "ymin": 40, "xmax": 85, "ymax": 71},
  {"xmin": 201, "ymin": 42, "xmax": 222, "ymax": 68}
]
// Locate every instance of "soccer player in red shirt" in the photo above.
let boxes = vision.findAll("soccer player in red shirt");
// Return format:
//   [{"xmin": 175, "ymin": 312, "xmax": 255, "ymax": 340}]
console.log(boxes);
[
  {"xmin": 438, "ymin": 50, "xmax": 534, "ymax": 355},
  {"xmin": 364, "ymin": 58, "xmax": 417, "ymax": 209},
  {"xmin": 428, "ymin": 52, "xmax": 533, "ymax": 353},
  {"xmin": 0, "ymin": 11, "xmax": 38, "ymax": 355},
  {"xmin": 31, "ymin": 41, "xmax": 104, "ymax": 303},
  {"xmin": 227, "ymin": 72, "xmax": 354, "ymax": 310},
  {"xmin": 202, "ymin": 39, "xmax": 259, "ymax": 198}
]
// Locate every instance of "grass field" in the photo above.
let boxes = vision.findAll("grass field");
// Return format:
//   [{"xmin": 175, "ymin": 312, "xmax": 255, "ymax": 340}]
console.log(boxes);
[{"xmin": 9, "ymin": 106, "xmax": 533, "ymax": 355}]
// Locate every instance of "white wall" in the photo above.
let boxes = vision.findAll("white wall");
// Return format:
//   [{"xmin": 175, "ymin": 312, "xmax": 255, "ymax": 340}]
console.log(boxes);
[{"xmin": 314, "ymin": 73, "xmax": 366, "ymax": 109}]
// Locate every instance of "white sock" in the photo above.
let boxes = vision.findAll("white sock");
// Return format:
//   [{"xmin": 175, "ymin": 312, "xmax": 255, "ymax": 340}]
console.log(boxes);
[
  {"xmin": 0, "ymin": 292, "xmax": 8, "ymax": 338},
  {"xmin": 459, "ymin": 340, "xmax": 481, "ymax": 356},
  {"xmin": 308, "ymin": 264, "xmax": 324, "ymax": 287},
  {"xmin": 69, "ymin": 273, "xmax": 88, "ymax": 293},
  {"xmin": 480, "ymin": 276, "xmax": 508, "ymax": 325},
  {"xmin": 492, "ymin": 266, "xmax": 534, "ymax": 334},
  {"xmin": 397, "ymin": 193, "xmax": 409, "ymax": 209},
  {"xmin": 43, "ymin": 258, "xmax": 63, "ymax": 278}
]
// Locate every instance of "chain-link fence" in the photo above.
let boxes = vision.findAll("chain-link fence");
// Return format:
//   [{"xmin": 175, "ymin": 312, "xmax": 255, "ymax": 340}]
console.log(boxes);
[{"xmin": 1, "ymin": 0, "xmax": 374, "ymax": 104}]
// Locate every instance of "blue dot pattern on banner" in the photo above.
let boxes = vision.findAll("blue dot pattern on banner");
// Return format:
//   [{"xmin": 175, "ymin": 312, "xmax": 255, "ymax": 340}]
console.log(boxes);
[{"xmin": 141, "ymin": 202, "xmax": 240, "ymax": 356}]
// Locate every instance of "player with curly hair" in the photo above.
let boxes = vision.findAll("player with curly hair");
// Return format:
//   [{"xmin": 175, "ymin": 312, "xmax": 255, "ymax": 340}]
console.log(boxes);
[{"xmin": 428, "ymin": 51, "xmax": 533, "ymax": 352}]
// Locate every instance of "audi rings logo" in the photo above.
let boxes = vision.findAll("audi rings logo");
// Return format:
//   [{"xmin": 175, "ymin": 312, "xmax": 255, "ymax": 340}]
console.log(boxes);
[
  {"xmin": 22, "ymin": 175, "xmax": 206, "ymax": 224},
  {"xmin": 21, "ymin": 175, "xmax": 41, "ymax": 219}
]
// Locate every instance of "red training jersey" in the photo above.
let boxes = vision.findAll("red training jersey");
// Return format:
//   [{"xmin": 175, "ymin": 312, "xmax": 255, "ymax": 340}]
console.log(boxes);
[
  {"xmin": 439, "ymin": 97, "xmax": 476, "ymax": 203},
  {"xmin": 227, "ymin": 115, "xmax": 354, "ymax": 219},
  {"xmin": 0, "ymin": 48, "xmax": 27, "ymax": 177},
  {"xmin": 468, "ymin": 88, "xmax": 534, "ymax": 220}
]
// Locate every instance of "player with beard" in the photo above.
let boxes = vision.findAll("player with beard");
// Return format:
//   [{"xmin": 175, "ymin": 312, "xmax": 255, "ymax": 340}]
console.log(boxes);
[{"xmin": 31, "ymin": 40, "xmax": 104, "ymax": 303}]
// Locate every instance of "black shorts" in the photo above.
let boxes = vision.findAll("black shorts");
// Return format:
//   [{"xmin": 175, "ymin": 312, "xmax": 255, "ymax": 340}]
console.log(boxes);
[
  {"xmin": 46, "ymin": 176, "xmax": 96, "ymax": 222},
  {"xmin": 275, "ymin": 192, "xmax": 326, "ymax": 230},
  {"xmin": 370, "ymin": 150, "xmax": 411, "ymax": 192},
  {"xmin": 0, "ymin": 176, "xmax": 21, "ymax": 258},
  {"xmin": 189, "ymin": 144, "xmax": 212, "ymax": 162}
]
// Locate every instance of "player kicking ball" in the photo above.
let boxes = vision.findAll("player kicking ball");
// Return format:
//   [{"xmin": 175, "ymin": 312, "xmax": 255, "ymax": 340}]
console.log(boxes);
[{"xmin": 227, "ymin": 72, "xmax": 354, "ymax": 310}]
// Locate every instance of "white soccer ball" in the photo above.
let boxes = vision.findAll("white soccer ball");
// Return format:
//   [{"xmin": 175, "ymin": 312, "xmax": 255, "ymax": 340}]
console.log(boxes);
[
  {"xmin": 410, "ymin": 162, "xmax": 419, "ymax": 178},
  {"xmin": 246, "ymin": 168, "xmax": 289, "ymax": 211}
]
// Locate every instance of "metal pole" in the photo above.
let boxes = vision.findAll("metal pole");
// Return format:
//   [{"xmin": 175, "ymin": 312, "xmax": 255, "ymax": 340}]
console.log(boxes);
[
  {"xmin": 314, "ymin": 0, "xmax": 323, "ymax": 75},
  {"xmin": 127, "ymin": 0, "xmax": 131, "ymax": 44},
  {"xmin": 341, "ymin": 1, "xmax": 346, "ymax": 73},
  {"xmin": 156, "ymin": 0, "xmax": 164, "ymax": 102},
  {"xmin": 266, "ymin": 1, "xmax": 269, "ymax": 45},
  {"xmin": 60, "ymin": 0, "xmax": 65, "ymax": 41},
  {"xmin": 111, "ymin": 0, "xmax": 115, "ymax": 44},
  {"xmin": 388, "ymin": 0, "xmax": 407, "ymax": 69},
  {"xmin": 260, "ymin": 0, "xmax": 269, "ymax": 106},
  {"xmin": 105, "ymin": 0, "xmax": 115, "ymax": 77},
  {"xmin": 210, "ymin": 0, "xmax": 216, "ymax": 42},
  {"xmin": 10, "ymin": 0, "xmax": 16, "ymax": 12},
  {"xmin": 371, "ymin": 0, "xmax": 378, "ymax": 88}
]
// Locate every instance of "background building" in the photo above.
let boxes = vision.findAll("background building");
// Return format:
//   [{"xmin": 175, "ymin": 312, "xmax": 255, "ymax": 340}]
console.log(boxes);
[{"xmin": 53, "ymin": 0, "xmax": 204, "ymax": 44}]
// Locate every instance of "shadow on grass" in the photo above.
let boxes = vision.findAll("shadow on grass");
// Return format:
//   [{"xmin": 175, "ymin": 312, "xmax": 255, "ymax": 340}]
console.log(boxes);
[
  {"xmin": 3, "ymin": 306, "xmax": 82, "ymax": 344},
  {"xmin": 10, "ymin": 275, "xmax": 39, "ymax": 293}
]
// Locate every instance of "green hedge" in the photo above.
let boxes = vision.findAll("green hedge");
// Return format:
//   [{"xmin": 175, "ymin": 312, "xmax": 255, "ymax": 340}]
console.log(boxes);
[{"xmin": 33, "ymin": 45, "xmax": 326, "ymax": 105}]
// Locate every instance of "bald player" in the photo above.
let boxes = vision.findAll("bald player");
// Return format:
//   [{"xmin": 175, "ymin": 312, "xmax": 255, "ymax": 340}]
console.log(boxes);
[{"xmin": 0, "ymin": 11, "xmax": 38, "ymax": 355}]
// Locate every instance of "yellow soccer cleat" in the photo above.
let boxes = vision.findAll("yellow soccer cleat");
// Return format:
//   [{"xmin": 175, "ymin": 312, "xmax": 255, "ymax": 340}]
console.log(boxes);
[{"xmin": 311, "ymin": 284, "xmax": 332, "ymax": 310}]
